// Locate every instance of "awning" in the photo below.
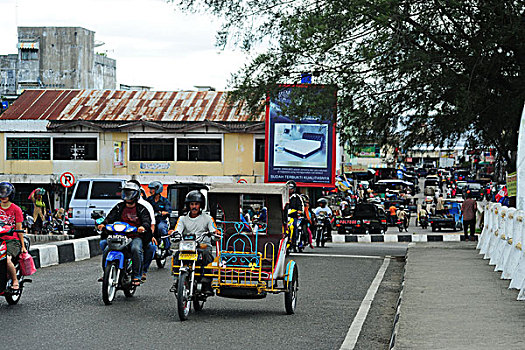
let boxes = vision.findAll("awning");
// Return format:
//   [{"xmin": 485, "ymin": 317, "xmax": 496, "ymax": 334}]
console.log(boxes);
[{"xmin": 18, "ymin": 42, "xmax": 39, "ymax": 49}]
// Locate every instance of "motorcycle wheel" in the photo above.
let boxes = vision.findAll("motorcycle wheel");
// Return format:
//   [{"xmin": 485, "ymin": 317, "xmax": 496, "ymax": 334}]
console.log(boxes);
[
  {"xmin": 321, "ymin": 229, "xmax": 326, "ymax": 247},
  {"xmin": 5, "ymin": 280, "xmax": 22, "ymax": 305},
  {"xmin": 315, "ymin": 229, "xmax": 321, "ymax": 247},
  {"xmin": 398, "ymin": 226, "xmax": 403, "ymax": 232},
  {"xmin": 177, "ymin": 271, "xmax": 191, "ymax": 321},
  {"xmin": 284, "ymin": 265, "xmax": 298, "ymax": 315},
  {"xmin": 193, "ymin": 293, "xmax": 205, "ymax": 311},
  {"xmin": 102, "ymin": 261, "xmax": 118, "ymax": 305},
  {"xmin": 123, "ymin": 283, "xmax": 136, "ymax": 298},
  {"xmin": 156, "ymin": 255, "xmax": 167, "ymax": 269}
]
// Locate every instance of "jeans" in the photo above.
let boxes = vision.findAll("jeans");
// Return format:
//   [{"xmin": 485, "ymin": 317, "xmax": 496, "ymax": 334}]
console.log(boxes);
[
  {"xmin": 157, "ymin": 220, "xmax": 171, "ymax": 249},
  {"xmin": 102, "ymin": 237, "xmax": 143, "ymax": 280},
  {"xmin": 463, "ymin": 219, "xmax": 476, "ymax": 238},
  {"xmin": 142, "ymin": 242, "xmax": 157, "ymax": 274}
]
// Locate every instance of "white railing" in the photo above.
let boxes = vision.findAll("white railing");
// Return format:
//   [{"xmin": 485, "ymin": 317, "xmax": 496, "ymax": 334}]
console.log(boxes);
[{"xmin": 477, "ymin": 202, "xmax": 525, "ymax": 300}]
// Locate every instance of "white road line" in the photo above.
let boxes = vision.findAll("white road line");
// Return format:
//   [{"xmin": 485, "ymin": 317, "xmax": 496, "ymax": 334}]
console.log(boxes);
[
  {"xmin": 340, "ymin": 257, "xmax": 391, "ymax": 350},
  {"xmin": 290, "ymin": 253, "xmax": 384, "ymax": 260}
]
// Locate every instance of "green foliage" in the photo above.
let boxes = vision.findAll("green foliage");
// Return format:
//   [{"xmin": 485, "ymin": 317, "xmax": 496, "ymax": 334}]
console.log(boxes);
[{"xmin": 173, "ymin": 0, "xmax": 525, "ymax": 167}]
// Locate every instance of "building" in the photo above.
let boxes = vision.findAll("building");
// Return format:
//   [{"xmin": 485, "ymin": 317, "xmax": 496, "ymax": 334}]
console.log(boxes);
[
  {"xmin": 0, "ymin": 27, "xmax": 116, "ymax": 100},
  {"xmin": 0, "ymin": 89, "xmax": 265, "ymax": 211}
]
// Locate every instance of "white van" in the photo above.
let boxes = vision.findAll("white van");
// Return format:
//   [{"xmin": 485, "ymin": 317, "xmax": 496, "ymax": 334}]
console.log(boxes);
[{"xmin": 68, "ymin": 179, "xmax": 127, "ymax": 236}]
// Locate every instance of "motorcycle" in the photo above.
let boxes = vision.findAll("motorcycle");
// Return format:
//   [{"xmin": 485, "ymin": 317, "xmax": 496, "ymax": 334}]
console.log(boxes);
[
  {"xmin": 315, "ymin": 213, "xmax": 330, "ymax": 247},
  {"xmin": 154, "ymin": 215, "xmax": 171, "ymax": 269},
  {"xmin": 397, "ymin": 219, "xmax": 408, "ymax": 232},
  {"xmin": 100, "ymin": 221, "xmax": 138, "ymax": 305},
  {"xmin": 171, "ymin": 231, "xmax": 217, "ymax": 321},
  {"xmin": 420, "ymin": 215, "xmax": 429, "ymax": 229},
  {"xmin": 0, "ymin": 225, "xmax": 32, "ymax": 305}
]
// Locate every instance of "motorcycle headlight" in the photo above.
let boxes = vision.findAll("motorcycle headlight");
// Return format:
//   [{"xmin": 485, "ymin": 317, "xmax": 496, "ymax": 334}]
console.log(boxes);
[
  {"xmin": 113, "ymin": 223, "xmax": 127, "ymax": 232},
  {"xmin": 179, "ymin": 241, "xmax": 197, "ymax": 252}
]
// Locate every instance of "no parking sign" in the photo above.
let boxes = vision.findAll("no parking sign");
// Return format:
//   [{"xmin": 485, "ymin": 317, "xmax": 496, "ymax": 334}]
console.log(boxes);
[{"xmin": 60, "ymin": 172, "xmax": 75, "ymax": 188}]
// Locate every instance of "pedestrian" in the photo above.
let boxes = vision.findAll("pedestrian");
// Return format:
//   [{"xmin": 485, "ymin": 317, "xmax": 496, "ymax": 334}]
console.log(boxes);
[
  {"xmin": 28, "ymin": 188, "xmax": 47, "ymax": 234},
  {"xmin": 436, "ymin": 194, "xmax": 445, "ymax": 215},
  {"xmin": 461, "ymin": 192, "xmax": 478, "ymax": 241}
]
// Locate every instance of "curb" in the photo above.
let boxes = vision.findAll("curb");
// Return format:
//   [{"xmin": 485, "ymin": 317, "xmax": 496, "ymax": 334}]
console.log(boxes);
[
  {"xmin": 332, "ymin": 233, "xmax": 477, "ymax": 243},
  {"xmin": 389, "ymin": 243, "xmax": 412, "ymax": 349},
  {"xmin": 29, "ymin": 236, "xmax": 102, "ymax": 269}
]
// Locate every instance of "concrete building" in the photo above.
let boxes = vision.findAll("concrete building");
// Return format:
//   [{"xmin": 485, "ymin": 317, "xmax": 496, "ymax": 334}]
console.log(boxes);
[
  {"xmin": 0, "ymin": 27, "xmax": 116, "ymax": 99},
  {"xmin": 0, "ymin": 89, "xmax": 265, "ymax": 210}
]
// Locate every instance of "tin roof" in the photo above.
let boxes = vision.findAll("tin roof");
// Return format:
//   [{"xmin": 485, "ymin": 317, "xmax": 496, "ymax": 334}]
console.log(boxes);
[{"xmin": 1, "ymin": 89, "xmax": 264, "ymax": 122}]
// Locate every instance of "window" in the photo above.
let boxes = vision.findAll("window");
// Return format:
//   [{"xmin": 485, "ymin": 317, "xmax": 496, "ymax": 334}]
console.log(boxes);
[
  {"xmin": 21, "ymin": 49, "xmax": 38, "ymax": 60},
  {"xmin": 53, "ymin": 138, "xmax": 97, "ymax": 160},
  {"xmin": 74, "ymin": 181, "xmax": 89, "ymax": 200},
  {"xmin": 255, "ymin": 139, "xmax": 265, "ymax": 162},
  {"xmin": 91, "ymin": 182, "xmax": 122, "ymax": 200},
  {"xmin": 130, "ymin": 138, "xmax": 174, "ymax": 161},
  {"xmin": 7, "ymin": 138, "xmax": 50, "ymax": 160},
  {"xmin": 177, "ymin": 138, "xmax": 221, "ymax": 161}
]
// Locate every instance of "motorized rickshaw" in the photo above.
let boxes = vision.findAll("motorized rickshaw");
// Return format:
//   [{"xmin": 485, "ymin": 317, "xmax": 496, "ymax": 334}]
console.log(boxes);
[{"xmin": 171, "ymin": 183, "xmax": 298, "ymax": 321}]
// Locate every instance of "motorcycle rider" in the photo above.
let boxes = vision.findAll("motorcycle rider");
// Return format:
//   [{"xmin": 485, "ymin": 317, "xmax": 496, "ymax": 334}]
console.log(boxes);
[
  {"xmin": 301, "ymin": 194, "xmax": 315, "ymax": 249},
  {"xmin": 172, "ymin": 190, "xmax": 219, "ymax": 294},
  {"xmin": 418, "ymin": 206, "xmax": 429, "ymax": 228},
  {"xmin": 314, "ymin": 198, "xmax": 332, "ymax": 239},
  {"xmin": 0, "ymin": 182, "xmax": 26, "ymax": 291},
  {"xmin": 147, "ymin": 181, "xmax": 171, "ymax": 248},
  {"xmin": 97, "ymin": 181, "xmax": 151, "ymax": 287},
  {"xmin": 397, "ymin": 205, "xmax": 409, "ymax": 232}
]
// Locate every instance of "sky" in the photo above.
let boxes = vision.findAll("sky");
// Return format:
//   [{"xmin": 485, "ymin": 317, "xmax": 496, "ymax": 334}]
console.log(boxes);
[{"xmin": 0, "ymin": 0, "xmax": 250, "ymax": 91}]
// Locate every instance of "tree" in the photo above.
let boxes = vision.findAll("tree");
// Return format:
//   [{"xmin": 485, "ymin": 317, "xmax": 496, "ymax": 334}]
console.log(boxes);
[{"xmin": 174, "ymin": 0, "xmax": 525, "ymax": 169}]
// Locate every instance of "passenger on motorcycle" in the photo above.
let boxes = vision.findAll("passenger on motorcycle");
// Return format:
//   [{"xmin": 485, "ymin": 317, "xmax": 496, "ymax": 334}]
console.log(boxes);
[
  {"xmin": 417, "ymin": 207, "xmax": 428, "ymax": 227},
  {"xmin": 172, "ymin": 190, "xmax": 219, "ymax": 293},
  {"xmin": 0, "ymin": 182, "xmax": 26, "ymax": 291},
  {"xmin": 97, "ymin": 181, "xmax": 152, "ymax": 287},
  {"xmin": 147, "ymin": 181, "xmax": 171, "ymax": 248},
  {"xmin": 284, "ymin": 180, "xmax": 304, "ymax": 244},
  {"xmin": 301, "ymin": 195, "xmax": 315, "ymax": 249}
]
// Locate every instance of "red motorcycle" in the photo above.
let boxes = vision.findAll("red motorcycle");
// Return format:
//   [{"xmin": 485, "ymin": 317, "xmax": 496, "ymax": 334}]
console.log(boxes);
[{"xmin": 0, "ymin": 224, "xmax": 32, "ymax": 305}]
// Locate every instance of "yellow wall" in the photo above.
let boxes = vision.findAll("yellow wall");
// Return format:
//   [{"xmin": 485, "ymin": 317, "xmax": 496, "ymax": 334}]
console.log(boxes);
[
  {"xmin": 223, "ymin": 133, "xmax": 255, "ymax": 175},
  {"xmin": 175, "ymin": 162, "xmax": 223, "ymax": 176},
  {"xmin": 6, "ymin": 160, "xmax": 53, "ymax": 174}
]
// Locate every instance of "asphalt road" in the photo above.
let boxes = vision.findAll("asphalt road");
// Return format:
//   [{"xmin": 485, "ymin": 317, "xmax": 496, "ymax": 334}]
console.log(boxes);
[{"xmin": 1, "ymin": 243, "xmax": 407, "ymax": 350}]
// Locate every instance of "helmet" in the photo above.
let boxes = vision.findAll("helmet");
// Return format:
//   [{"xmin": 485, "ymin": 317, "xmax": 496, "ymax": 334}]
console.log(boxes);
[
  {"xmin": 0, "ymin": 182, "xmax": 15, "ymax": 200},
  {"xmin": 36, "ymin": 188, "xmax": 45, "ymax": 196},
  {"xmin": 341, "ymin": 200, "xmax": 348, "ymax": 205},
  {"xmin": 286, "ymin": 180, "xmax": 297, "ymax": 192},
  {"xmin": 317, "ymin": 198, "xmax": 328, "ymax": 206},
  {"xmin": 121, "ymin": 181, "xmax": 140, "ymax": 202},
  {"xmin": 185, "ymin": 190, "xmax": 206, "ymax": 208},
  {"xmin": 148, "ymin": 181, "xmax": 163, "ymax": 195},
  {"xmin": 399, "ymin": 205, "xmax": 405, "ymax": 210}
]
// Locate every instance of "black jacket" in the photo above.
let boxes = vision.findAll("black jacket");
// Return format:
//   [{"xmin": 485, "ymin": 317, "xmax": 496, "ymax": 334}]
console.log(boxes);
[{"xmin": 102, "ymin": 201, "xmax": 152, "ymax": 243}]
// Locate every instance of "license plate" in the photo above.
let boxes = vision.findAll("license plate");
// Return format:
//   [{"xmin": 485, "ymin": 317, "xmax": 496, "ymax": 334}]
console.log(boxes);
[
  {"xmin": 339, "ymin": 220, "xmax": 356, "ymax": 225},
  {"xmin": 179, "ymin": 253, "xmax": 197, "ymax": 261}
]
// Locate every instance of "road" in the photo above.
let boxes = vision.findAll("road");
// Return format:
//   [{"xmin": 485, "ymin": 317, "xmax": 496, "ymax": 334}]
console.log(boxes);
[{"xmin": 1, "ymin": 243, "xmax": 407, "ymax": 350}]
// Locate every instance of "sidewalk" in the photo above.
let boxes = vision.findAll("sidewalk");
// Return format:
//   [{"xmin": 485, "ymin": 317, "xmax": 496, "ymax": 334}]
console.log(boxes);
[{"xmin": 395, "ymin": 242, "xmax": 525, "ymax": 349}]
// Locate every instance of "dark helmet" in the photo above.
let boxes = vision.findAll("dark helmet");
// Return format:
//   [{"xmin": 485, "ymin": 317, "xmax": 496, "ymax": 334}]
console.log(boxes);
[
  {"xmin": 0, "ymin": 182, "xmax": 15, "ymax": 200},
  {"xmin": 148, "ymin": 181, "xmax": 163, "ymax": 195},
  {"xmin": 121, "ymin": 181, "xmax": 140, "ymax": 202},
  {"xmin": 185, "ymin": 190, "xmax": 205, "ymax": 208},
  {"xmin": 286, "ymin": 180, "xmax": 297, "ymax": 192}
]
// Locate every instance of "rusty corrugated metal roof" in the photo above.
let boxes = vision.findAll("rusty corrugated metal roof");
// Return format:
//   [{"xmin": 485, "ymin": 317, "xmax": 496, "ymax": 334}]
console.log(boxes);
[{"xmin": 1, "ymin": 89, "xmax": 264, "ymax": 122}]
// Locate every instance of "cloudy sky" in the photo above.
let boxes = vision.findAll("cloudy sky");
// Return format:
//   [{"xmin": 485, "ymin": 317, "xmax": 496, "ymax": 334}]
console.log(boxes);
[{"xmin": 0, "ymin": 0, "xmax": 249, "ymax": 91}]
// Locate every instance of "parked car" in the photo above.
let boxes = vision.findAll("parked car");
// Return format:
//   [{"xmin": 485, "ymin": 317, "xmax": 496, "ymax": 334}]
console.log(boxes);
[{"xmin": 68, "ymin": 178, "xmax": 127, "ymax": 237}]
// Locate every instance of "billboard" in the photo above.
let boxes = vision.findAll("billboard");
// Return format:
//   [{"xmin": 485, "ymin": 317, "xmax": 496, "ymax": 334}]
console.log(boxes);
[{"xmin": 265, "ymin": 85, "xmax": 336, "ymax": 187}]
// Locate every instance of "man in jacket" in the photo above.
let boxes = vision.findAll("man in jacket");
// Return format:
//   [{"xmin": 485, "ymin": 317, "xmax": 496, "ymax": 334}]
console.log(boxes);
[
  {"xmin": 97, "ymin": 181, "xmax": 151, "ymax": 286},
  {"xmin": 461, "ymin": 192, "xmax": 478, "ymax": 241}
]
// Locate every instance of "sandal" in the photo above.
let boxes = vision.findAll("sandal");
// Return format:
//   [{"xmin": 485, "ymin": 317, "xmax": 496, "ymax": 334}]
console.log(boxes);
[
  {"xmin": 132, "ymin": 278, "xmax": 141, "ymax": 286},
  {"xmin": 141, "ymin": 274, "xmax": 147, "ymax": 282},
  {"xmin": 10, "ymin": 283, "xmax": 20, "ymax": 291}
]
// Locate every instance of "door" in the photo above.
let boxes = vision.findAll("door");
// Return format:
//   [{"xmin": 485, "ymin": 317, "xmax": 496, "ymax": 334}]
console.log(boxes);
[{"xmin": 68, "ymin": 180, "xmax": 90, "ymax": 227}]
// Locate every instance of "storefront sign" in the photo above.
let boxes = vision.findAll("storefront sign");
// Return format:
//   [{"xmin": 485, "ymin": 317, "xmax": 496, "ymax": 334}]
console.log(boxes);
[{"xmin": 507, "ymin": 172, "xmax": 517, "ymax": 197}]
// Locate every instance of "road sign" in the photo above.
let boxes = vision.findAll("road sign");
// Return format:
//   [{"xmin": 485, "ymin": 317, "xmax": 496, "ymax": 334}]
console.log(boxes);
[
  {"xmin": 237, "ymin": 178, "xmax": 247, "ymax": 184},
  {"xmin": 60, "ymin": 172, "xmax": 75, "ymax": 188}
]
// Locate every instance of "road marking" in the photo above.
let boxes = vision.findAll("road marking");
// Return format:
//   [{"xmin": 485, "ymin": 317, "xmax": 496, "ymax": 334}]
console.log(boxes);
[
  {"xmin": 290, "ymin": 253, "xmax": 383, "ymax": 260},
  {"xmin": 340, "ymin": 257, "xmax": 391, "ymax": 350}
]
